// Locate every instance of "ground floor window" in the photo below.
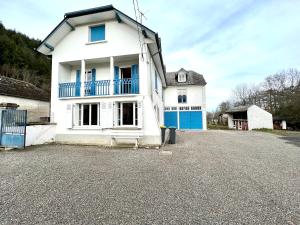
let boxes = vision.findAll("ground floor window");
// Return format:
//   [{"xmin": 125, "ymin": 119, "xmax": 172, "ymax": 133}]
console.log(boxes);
[
  {"xmin": 78, "ymin": 103, "xmax": 100, "ymax": 126},
  {"xmin": 116, "ymin": 102, "xmax": 138, "ymax": 126}
]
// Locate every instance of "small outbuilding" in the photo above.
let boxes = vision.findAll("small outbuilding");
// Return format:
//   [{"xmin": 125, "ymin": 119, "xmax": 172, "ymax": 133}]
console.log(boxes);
[
  {"xmin": 225, "ymin": 105, "xmax": 273, "ymax": 130},
  {"xmin": 273, "ymin": 117, "xmax": 287, "ymax": 130},
  {"xmin": 164, "ymin": 68, "xmax": 207, "ymax": 130},
  {"xmin": 0, "ymin": 76, "xmax": 50, "ymax": 123}
]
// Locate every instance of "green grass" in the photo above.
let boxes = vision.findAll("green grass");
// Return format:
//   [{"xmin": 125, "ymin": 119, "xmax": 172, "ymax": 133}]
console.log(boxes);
[
  {"xmin": 252, "ymin": 128, "xmax": 300, "ymax": 136},
  {"xmin": 208, "ymin": 124, "xmax": 231, "ymax": 130}
]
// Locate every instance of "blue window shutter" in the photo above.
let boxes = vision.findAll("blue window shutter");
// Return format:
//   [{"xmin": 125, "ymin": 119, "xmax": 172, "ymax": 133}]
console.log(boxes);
[
  {"xmin": 90, "ymin": 25, "xmax": 105, "ymax": 42},
  {"xmin": 114, "ymin": 66, "xmax": 119, "ymax": 94},
  {"xmin": 75, "ymin": 70, "xmax": 80, "ymax": 96},
  {"xmin": 131, "ymin": 64, "xmax": 139, "ymax": 94},
  {"xmin": 91, "ymin": 68, "xmax": 96, "ymax": 95}
]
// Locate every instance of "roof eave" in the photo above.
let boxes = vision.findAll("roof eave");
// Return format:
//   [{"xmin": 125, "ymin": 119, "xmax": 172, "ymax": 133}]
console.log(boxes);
[
  {"xmin": 154, "ymin": 33, "xmax": 166, "ymax": 86},
  {"xmin": 36, "ymin": 5, "xmax": 158, "ymax": 56},
  {"xmin": 64, "ymin": 5, "xmax": 114, "ymax": 18}
]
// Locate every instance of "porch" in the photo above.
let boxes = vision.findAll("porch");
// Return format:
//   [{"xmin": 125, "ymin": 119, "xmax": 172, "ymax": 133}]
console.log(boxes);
[
  {"xmin": 58, "ymin": 54, "xmax": 140, "ymax": 98},
  {"xmin": 232, "ymin": 119, "xmax": 248, "ymax": 130}
]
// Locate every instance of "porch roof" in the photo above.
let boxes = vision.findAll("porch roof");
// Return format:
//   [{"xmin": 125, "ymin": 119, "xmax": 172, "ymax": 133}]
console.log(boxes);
[{"xmin": 225, "ymin": 105, "xmax": 250, "ymax": 113}]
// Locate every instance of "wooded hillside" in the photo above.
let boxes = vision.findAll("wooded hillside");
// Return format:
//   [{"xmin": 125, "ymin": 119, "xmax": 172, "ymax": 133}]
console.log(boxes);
[{"xmin": 0, "ymin": 22, "xmax": 51, "ymax": 91}]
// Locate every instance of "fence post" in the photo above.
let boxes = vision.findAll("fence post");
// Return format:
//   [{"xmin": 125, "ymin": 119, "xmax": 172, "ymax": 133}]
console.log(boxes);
[
  {"xmin": 23, "ymin": 110, "xmax": 27, "ymax": 149},
  {"xmin": 0, "ymin": 110, "xmax": 3, "ymax": 146}
]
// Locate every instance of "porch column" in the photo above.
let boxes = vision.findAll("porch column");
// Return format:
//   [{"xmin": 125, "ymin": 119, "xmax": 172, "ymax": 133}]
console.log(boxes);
[
  {"xmin": 110, "ymin": 56, "xmax": 114, "ymax": 95},
  {"xmin": 80, "ymin": 59, "xmax": 85, "ymax": 97}
]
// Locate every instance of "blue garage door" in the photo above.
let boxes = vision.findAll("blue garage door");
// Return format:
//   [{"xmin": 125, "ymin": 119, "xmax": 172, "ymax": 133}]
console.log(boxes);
[
  {"xmin": 179, "ymin": 111, "xmax": 202, "ymax": 129},
  {"xmin": 164, "ymin": 111, "xmax": 178, "ymax": 128}
]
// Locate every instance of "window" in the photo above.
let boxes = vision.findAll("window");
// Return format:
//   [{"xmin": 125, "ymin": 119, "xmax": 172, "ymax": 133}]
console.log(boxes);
[
  {"xmin": 78, "ymin": 103, "xmax": 100, "ymax": 126},
  {"xmin": 191, "ymin": 106, "xmax": 201, "ymax": 110},
  {"xmin": 179, "ymin": 106, "xmax": 190, "ymax": 110},
  {"xmin": 178, "ymin": 89, "xmax": 187, "ymax": 103},
  {"xmin": 178, "ymin": 71, "xmax": 186, "ymax": 82},
  {"xmin": 89, "ymin": 25, "xmax": 105, "ymax": 42},
  {"xmin": 116, "ymin": 102, "xmax": 138, "ymax": 126},
  {"xmin": 155, "ymin": 70, "xmax": 158, "ymax": 92},
  {"xmin": 85, "ymin": 70, "xmax": 92, "ymax": 81},
  {"xmin": 84, "ymin": 70, "xmax": 92, "ymax": 95},
  {"xmin": 120, "ymin": 67, "xmax": 132, "ymax": 79}
]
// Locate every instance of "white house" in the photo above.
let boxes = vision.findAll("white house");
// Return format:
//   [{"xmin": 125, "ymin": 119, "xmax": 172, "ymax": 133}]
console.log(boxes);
[
  {"xmin": 163, "ymin": 68, "xmax": 207, "ymax": 130},
  {"xmin": 37, "ymin": 5, "xmax": 166, "ymax": 147},
  {"xmin": 226, "ymin": 105, "xmax": 273, "ymax": 130},
  {"xmin": 0, "ymin": 76, "xmax": 50, "ymax": 123}
]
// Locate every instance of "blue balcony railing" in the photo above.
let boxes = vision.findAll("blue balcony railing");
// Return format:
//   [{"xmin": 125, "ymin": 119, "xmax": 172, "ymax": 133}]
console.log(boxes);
[
  {"xmin": 59, "ymin": 82, "xmax": 80, "ymax": 98},
  {"xmin": 114, "ymin": 78, "xmax": 139, "ymax": 95},
  {"xmin": 84, "ymin": 80, "xmax": 110, "ymax": 96}
]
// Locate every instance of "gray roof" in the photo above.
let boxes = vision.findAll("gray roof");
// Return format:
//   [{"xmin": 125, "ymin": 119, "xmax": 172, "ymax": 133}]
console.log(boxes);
[
  {"xmin": 166, "ymin": 68, "xmax": 207, "ymax": 86},
  {"xmin": 0, "ymin": 76, "xmax": 50, "ymax": 102},
  {"xmin": 225, "ymin": 105, "xmax": 250, "ymax": 113}
]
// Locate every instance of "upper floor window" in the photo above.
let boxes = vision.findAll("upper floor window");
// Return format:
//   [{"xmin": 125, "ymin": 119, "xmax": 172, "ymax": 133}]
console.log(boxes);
[
  {"xmin": 178, "ymin": 71, "xmax": 186, "ymax": 83},
  {"xmin": 178, "ymin": 89, "xmax": 187, "ymax": 103},
  {"xmin": 89, "ymin": 25, "xmax": 105, "ymax": 42}
]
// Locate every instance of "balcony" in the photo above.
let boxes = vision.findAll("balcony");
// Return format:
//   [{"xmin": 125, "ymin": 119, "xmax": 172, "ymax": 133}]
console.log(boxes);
[
  {"xmin": 84, "ymin": 80, "xmax": 110, "ymax": 96},
  {"xmin": 58, "ymin": 54, "xmax": 140, "ymax": 98},
  {"xmin": 59, "ymin": 82, "xmax": 80, "ymax": 98},
  {"xmin": 114, "ymin": 78, "xmax": 139, "ymax": 95}
]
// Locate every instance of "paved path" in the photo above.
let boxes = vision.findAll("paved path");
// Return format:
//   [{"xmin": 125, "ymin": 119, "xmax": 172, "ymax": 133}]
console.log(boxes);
[{"xmin": 0, "ymin": 130, "xmax": 299, "ymax": 224}]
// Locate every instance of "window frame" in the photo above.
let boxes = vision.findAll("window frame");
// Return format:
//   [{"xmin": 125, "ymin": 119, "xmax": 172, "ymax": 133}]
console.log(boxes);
[
  {"xmin": 116, "ymin": 101, "xmax": 138, "ymax": 127},
  {"xmin": 178, "ymin": 71, "xmax": 187, "ymax": 83},
  {"xmin": 88, "ymin": 24, "xmax": 106, "ymax": 43},
  {"xmin": 177, "ymin": 89, "xmax": 187, "ymax": 104},
  {"xmin": 119, "ymin": 66, "xmax": 132, "ymax": 79},
  {"xmin": 78, "ymin": 103, "xmax": 100, "ymax": 127}
]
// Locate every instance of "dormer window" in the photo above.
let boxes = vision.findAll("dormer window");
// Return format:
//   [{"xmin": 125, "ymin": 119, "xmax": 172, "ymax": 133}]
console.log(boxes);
[
  {"xmin": 89, "ymin": 24, "xmax": 105, "ymax": 42},
  {"xmin": 178, "ymin": 71, "xmax": 186, "ymax": 82}
]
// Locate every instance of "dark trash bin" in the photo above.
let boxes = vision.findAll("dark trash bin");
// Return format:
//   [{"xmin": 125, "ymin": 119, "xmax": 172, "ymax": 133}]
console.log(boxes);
[
  {"xmin": 168, "ymin": 126, "xmax": 176, "ymax": 144},
  {"xmin": 161, "ymin": 126, "xmax": 166, "ymax": 144}
]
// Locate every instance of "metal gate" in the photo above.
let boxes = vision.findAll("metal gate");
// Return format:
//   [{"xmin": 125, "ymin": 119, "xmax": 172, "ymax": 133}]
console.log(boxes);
[{"xmin": 0, "ymin": 109, "xmax": 27, "ymax": 148}]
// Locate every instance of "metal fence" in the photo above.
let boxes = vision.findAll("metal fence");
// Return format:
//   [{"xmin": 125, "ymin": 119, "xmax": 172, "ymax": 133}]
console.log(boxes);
[{"xmin": 0, "ymin": 109, "xmax": 27, "ymax": 148}]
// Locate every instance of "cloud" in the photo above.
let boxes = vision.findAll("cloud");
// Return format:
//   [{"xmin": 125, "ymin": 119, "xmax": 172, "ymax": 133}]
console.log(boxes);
[{"xmin": 1, "ymin": 0, "xmax": 300, "ymax": 110}]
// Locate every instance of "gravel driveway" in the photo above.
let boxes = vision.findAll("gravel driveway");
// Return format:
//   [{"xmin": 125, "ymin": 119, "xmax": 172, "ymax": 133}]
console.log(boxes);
[{"xmin": 0, "ymin": 130, "xmax": 299, "ymax": 224}]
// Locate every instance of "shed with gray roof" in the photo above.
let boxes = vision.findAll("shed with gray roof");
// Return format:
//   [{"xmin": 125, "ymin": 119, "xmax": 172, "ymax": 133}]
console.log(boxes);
[{"xmin": 0, "ymin": 76, "xmax": 50, "ymax": 122}]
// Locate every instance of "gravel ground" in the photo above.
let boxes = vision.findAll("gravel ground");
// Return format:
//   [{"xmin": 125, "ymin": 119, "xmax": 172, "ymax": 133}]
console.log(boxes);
[{"xmin": 0, "ymin": 130, "xmax": 299, "ymax": 225}]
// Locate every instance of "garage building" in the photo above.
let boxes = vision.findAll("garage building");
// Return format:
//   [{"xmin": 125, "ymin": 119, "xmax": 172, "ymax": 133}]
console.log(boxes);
[{"xmin": 163, "ymin": 68, "xmax": 207, "ymax": 130}]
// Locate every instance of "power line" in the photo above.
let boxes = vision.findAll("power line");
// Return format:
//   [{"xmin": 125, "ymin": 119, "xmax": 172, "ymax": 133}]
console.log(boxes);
[{"xmin": 132, "ymin": 0, "xmax": 145, "ymax": 61}]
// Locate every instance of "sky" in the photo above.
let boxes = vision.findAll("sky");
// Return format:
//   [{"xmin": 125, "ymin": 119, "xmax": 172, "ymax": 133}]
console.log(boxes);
[{"xmin": 1, "ymin": 0, "xmax": 300, "ymax": 110}]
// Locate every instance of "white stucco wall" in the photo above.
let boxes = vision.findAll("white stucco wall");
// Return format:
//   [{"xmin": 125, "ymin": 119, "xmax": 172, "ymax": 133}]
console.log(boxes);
[
  {"xmin": 149, "ymin": 56, "xmax": 164, "ymax": 126},
  {"xmin": 247, "ymin": 105, "xmax": 273, "ymax": 130},
  {"xmin": 49, "ymin": 19, "xmax": 164, "ymax": 146},
  {"xmin": 164, "ymin": 86, "xmax": 206, "ymax": 107},
  {"xmin": 26, "ymin": 125, "xmax": 56, "ymax": 146},
  {"xmin": 53, "ymin": 20, "xmax": 141, "ymax": 62},
  {"xmin": 0, "ymin": 95, "xmax": 49, "ymax": 122}
]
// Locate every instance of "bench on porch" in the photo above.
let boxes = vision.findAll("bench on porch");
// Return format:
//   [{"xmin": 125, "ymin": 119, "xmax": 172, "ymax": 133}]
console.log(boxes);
[{"xmin": 110, "ymin": 133, "xmax": 143, "ymax": 148}]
